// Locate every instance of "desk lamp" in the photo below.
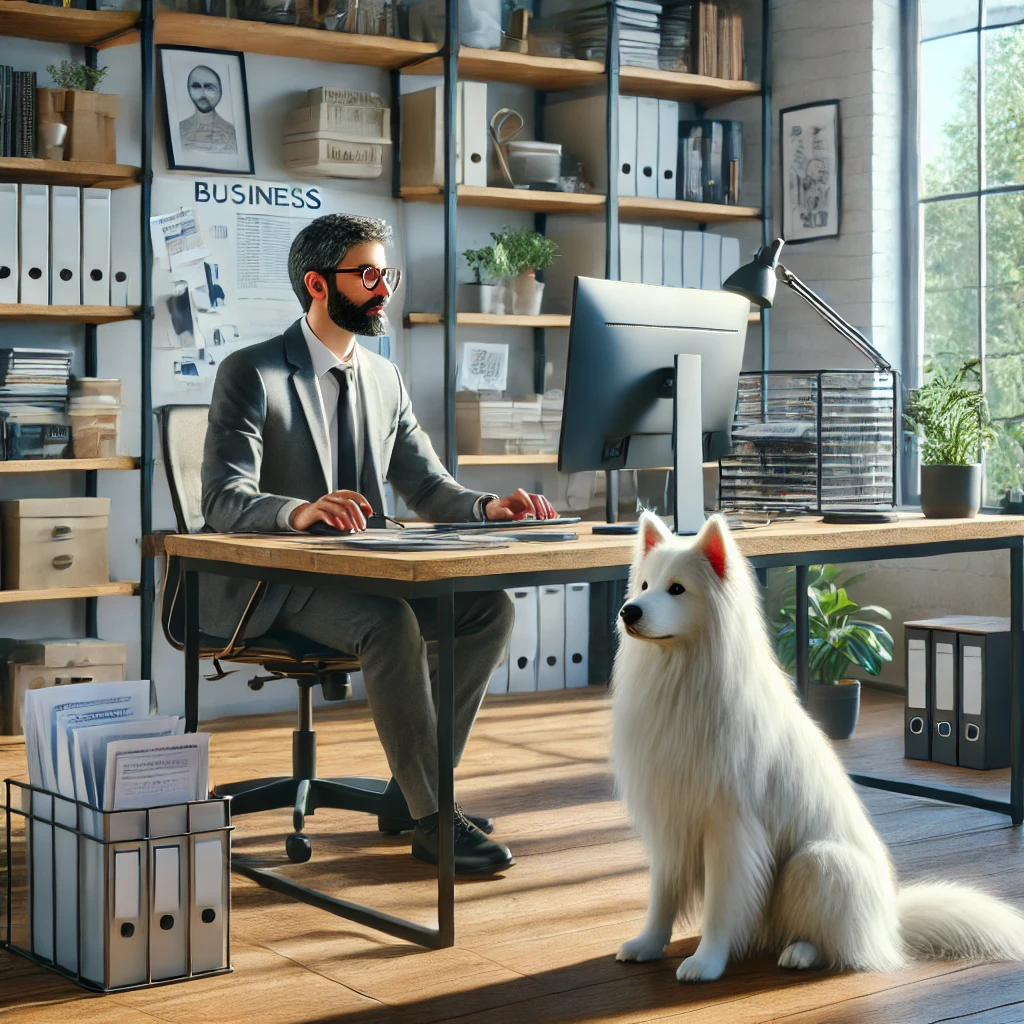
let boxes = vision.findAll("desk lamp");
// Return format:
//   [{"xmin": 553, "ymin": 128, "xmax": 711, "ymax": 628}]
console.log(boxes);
[{"xmin": 723, "ymin": 238, "xmax": 897, "ymax": 524}]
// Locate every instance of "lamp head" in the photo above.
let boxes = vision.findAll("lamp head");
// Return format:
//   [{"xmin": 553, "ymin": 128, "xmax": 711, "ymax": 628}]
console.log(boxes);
[{"xmin": 723, "ymin": 238, "xmax": 785, "ymax": 308}]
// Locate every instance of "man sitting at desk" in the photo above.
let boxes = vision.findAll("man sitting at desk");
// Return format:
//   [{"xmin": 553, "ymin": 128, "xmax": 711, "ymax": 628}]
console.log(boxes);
[{"xmin": 201, "ymin": 214, "xmax": 557, "ymax": 876}]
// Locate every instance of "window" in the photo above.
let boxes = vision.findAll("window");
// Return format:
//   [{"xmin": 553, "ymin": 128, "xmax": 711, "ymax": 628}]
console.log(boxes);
[{"xmin": 918, "ymin": 0, "xmax": 1024, "ymax": 502}]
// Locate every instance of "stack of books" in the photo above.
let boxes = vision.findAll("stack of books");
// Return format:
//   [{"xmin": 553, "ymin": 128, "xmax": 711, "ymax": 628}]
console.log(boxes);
[
  {"xmin": 0, "ymin": 67, "xmax": 37, "ymax": 158},
  {"xmin": 0, "ymin": 348, "xmax": 73, "ymax": 413},
  {"xmin": 692, "ymin": 1, "xmax": 744, "ymax": 80},
  {"xmin": 283, "ymin": 86, "xmax": 390, "ymax": 179}
]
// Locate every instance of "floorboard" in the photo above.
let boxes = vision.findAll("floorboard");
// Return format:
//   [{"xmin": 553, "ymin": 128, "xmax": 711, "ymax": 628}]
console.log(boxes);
[{"xmin": 2, "ymin": 687, "xmax": 1024, "ymax": 1024}]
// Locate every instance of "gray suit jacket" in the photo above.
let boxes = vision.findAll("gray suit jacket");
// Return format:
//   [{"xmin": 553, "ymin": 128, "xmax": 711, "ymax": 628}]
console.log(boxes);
[{"xmin": 199, "ymin": 318, "xmax": 491, "ymax": 639}]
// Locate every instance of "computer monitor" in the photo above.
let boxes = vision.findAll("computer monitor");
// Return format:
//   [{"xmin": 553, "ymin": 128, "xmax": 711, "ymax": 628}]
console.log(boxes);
[{"xmin": 557, "ymin": 277, "xmax": 750, "ymax": 475}]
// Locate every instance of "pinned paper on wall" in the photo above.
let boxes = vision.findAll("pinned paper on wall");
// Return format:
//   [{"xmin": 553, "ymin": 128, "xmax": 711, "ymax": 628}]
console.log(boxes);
[
  {"xmin": 459, "ymin": 342, "xmax": 508, "ymax": 392},
  {"xmin": 149, "ymin": 208, "xmax": 210, "ymax": 270}
]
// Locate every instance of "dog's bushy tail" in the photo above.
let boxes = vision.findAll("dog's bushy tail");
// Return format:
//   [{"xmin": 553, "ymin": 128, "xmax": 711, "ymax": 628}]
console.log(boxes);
[{"xmin": 897, "ymin": 883, "xmax": 1024, "ymax": 961}]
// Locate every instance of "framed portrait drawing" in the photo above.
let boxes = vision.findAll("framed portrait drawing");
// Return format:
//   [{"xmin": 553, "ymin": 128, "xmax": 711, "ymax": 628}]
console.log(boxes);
[
  {"xmin": 780, "ymin": 100, "xmax": 840, "ymax": 243},
  {"xmin": 159, "ymin": 45, "xmax": 255, "ymax": 175}
]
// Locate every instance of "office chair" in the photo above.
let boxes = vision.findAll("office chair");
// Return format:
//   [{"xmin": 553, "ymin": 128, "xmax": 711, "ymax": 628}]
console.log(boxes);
[{"xmin": 158, "ymin": 405, "xmax": 389, "ymax": 864}]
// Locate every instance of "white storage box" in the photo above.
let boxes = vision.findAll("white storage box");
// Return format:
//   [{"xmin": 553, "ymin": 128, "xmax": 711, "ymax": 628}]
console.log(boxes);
[
  {"xmin": 284, "ymin": 137, "xmax": 387, "ymax": 179},
  {"xmin": 505, "ymin": 140, "xmax": 561, "ymax": 187},
  {"xmin": 1, "ymin": 497, "xmax": 111, "ymax": 591}
]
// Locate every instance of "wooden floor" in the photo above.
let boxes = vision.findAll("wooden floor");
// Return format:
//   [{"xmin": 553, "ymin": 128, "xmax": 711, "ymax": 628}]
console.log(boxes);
[{"xmin": 3, "ymin": 687, "xmax": 1024, "ymax": 1024}]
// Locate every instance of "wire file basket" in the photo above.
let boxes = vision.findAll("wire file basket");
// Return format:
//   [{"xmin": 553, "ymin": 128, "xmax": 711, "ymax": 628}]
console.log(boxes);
[{"xmin": 719, "ymin": 370, "xmax": 900, "ymax": 513}]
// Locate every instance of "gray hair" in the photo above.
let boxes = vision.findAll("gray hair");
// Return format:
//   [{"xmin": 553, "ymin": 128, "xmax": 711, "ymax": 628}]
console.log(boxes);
[{"xmin": 288, "ymin": 214, "xmax": 394, "ymax": 311}]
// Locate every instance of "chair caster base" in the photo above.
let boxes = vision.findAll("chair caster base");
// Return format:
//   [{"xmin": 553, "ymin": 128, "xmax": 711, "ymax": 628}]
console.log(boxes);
[{"xmin": 286, "ymin": 832, "xmax": 312, "ymax": 863}]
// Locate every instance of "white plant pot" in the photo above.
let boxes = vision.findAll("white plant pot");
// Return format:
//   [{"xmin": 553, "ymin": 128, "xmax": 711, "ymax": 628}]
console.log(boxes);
[
  {"xmin": 509, "ymin": 273, "xmax": 545, "ymax": 316},
  {"xmin": 460, "ymin": 283, "xmax": 504, "ymax": 315}
]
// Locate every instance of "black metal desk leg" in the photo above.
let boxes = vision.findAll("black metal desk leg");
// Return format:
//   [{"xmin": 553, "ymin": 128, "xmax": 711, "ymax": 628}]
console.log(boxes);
[
  {"xmin": 795, "ymin": 564, "xmax": 810, "ymax": 703},
  {"xmin": 1011, "ymin": 541, "xmax": 1023, "ymax": 825},
  {"xmin": 184, "ymin": 568, "xmax": 200, "ymax": 734},
  {"xmin": 436, "ymin": 586, "xmax": 456, "ymax": 946}
]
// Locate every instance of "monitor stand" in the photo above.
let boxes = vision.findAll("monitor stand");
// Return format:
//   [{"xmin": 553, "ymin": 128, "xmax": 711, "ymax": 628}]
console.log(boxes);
[{"xmin": 592, "ymin": 353, "xmax": 706, "ymax": 537}]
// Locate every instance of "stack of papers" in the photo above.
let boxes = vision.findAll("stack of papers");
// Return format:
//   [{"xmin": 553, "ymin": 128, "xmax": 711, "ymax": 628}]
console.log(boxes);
[
  {"xmin": 477, "ymin": 390, "xmax": 563, "ymax": 455},
  {"xmin": 569, "ymin": 0, "xmax": 663, "ymax": 69},
  {"xmin": 23, "ymin": 680, "xmax": 209, "ymax": 811}
]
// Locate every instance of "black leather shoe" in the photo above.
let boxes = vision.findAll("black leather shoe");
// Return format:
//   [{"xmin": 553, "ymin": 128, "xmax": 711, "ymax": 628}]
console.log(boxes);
[
  {"xmin": 377, "ymin": 778, "xmax": 494, "ymax": 835},
  {"xmin": 411, "ymin": 809, "xmax": 515, "ymax": 876}
]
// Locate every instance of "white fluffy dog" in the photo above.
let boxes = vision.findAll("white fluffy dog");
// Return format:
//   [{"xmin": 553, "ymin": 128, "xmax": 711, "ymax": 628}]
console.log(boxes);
[{"xmin": 613, "ymin": 511, "xmax": 1024, "ymax": 982}]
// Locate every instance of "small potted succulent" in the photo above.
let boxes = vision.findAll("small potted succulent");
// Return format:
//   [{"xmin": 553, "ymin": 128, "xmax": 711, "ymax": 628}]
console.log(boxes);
[
  {"xmin": 776, "ymin": 565, "xmax": 894, "ymax": 740},
  {"xmin": 461, "ymin": 244, "xmax": 507, "ymax": 315},
  {"xmin": 490, "ymin": 225, "xmax": 559, "ymax": 316},
  {"xmin": 40, "ymin": 60, "xmax": 120, "ymax": 164},
  {"xmin": 904, "ymin": 358, "xmax": 995, "ymax": 519}
]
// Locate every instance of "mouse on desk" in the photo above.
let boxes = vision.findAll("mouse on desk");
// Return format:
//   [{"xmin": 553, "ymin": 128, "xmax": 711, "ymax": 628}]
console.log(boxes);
[{"xmin": 305, "ymin": 515, "xmax": 390, "ymax": 536}]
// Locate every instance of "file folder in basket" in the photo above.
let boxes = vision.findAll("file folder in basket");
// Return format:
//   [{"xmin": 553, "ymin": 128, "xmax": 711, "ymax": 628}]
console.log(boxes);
[{"xmin": 4, "ymin": 779, "xmax": 232, "ymax": 992}]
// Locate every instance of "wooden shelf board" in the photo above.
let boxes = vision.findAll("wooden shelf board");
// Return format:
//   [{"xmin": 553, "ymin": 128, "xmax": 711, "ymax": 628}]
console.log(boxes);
[
  {"xmin": 400, "ymin": 186, "xmax": 760, "ymax": 223},
  {"xmin": 749, "ymin": 311, "xmax": 761, "ymax": 323},
  {"xmin": 405, "ymin": 312, "xmax": 571, "ymax": 328},
  {"xmin": 0, "ymin": 304, "xmax": 140, "ymax": 325},
  {"xmin": 619, "ymin": 67, "xmax": 760, "ymax": 103},
  {"xmin": 0, "ymin": 582, "xmax": 138, "ymax": 605},
  {"xmin": 0, "ymin": 457, "xmax": 138, "ymax": 474},
  {"xmin": 458, "ymin": 454, "xmax": 559, "ymax": 465},
  {"xmin": 0, "ymin": 157, "xmax": 140, "ymax": 190},
  {"xmin": 149, "ymin": 11, "xmax": 435, "ymax": 66},
  {"xmin": 619, "ymin": 196, "xmax": 762, "ymax": 224},
  {"xmin": 0, "ymin": 1, "xmax": 137, "ymax": 46}
]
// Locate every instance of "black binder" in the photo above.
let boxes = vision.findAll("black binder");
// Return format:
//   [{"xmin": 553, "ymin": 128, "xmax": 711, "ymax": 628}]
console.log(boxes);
[
  {"xmin": 957, "ymin": 619, "xmax": 1011, "ymax": 770},
  {"xmin": 931, "ymin": 630, "xmax": 959, "ymax": 765},
  {"xmin": 904, "ymin": 627, "xmax": 931, "ymax": 760}
]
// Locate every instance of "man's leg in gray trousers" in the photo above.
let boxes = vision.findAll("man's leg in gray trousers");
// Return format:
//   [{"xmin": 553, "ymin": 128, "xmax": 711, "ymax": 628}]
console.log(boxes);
[{"xmin": 275, "ymin": 587, "xmax": 513, "ymax": 820}]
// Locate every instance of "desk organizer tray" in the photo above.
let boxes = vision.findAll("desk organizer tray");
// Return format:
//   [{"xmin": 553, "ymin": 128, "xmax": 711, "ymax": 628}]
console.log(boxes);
[
  {"xmin": 719, "ymin": 370, "xmax": 899, "ymax": 513},
  {"xmin": 4, "ymin": 780, "xmax": 232, "ymax": 992}
]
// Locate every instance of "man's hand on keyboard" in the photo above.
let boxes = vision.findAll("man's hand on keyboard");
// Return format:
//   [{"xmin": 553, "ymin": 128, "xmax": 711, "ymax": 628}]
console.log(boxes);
[{"xmin": 484, "ymin": 488, "xmax": 558, "ymax": 522}]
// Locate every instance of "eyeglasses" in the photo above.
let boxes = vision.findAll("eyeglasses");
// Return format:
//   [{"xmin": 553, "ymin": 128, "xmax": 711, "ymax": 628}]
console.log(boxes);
[{"xmin": 315, "ymin": 266, "xmax": 402, "ymax": 294}]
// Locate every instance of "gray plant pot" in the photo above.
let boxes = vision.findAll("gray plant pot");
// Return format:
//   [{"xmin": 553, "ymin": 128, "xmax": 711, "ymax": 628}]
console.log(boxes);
[
  {"xmin": 920, "ymin": 463, "xmax": 982, "ymax": 519},
  {"xmin": 806, "ymin": 680, "xmax": 861, "ymax": 740}
]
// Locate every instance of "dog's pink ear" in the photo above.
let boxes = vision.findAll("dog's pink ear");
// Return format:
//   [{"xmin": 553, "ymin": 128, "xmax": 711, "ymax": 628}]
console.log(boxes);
[
  {"xmin": 696, "ymin": 516, "xmax": 727, "ymax": 580},
  {"xmin": 637, "ymin": 511, "xmax": 671, "ymax": 558}
]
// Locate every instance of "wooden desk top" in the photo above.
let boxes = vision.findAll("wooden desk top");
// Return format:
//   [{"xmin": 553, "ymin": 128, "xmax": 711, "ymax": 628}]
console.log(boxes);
[{"xmin": 163, "ymin": 514, "xmax": 1024, "ymax": 584}]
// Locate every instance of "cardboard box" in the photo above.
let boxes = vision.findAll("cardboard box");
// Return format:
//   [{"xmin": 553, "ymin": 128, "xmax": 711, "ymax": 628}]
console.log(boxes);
[
  {"xmin": 456, "ymin": 392, "xmax": 483, "ymax": 455},
  {"xmin": 1, "ymin": 497, "xmax": 111, "ymax": 591},
  {"xmin": 37, "ymin": 88, "xmax": 120, "ymax": 164}
]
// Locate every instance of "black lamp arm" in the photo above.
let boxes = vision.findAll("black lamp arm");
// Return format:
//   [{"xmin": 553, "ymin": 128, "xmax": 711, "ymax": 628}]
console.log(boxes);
[{"xmin": 776, "ymin": 265, "xmax": 891, "ymax": 372}]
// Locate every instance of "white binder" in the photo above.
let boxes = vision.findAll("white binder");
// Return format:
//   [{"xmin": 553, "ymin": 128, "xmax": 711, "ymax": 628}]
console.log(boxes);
[
  {"xmin": 642, "ymin": 226, "xmax": 664, "ymax": 286},
  {"xmin": 635, "ymin": 96, "xmax": 659, "ymax": 198},
  {"xmin": 189, "ymin": 802, "xmax": 230, "ymax": 975},
  {"xmin": 537, "ymin": 584, "xmax": 566, "ymax": 690},
  {"xmin": 564, "ymin": 582, "xmax": 590, "ymax": 688},
  {"xmin": 720, "ymin": 235, "xmax": 741, "ymax": 289},
  {"xmin": 657, "ymin": 99, "xmax": 679, "ymax": 199},
  {"xmin": 20, "ymin": 184, "xmax": 50, "ymax": 305},
  {"xmin": 620, "ymin": 223, "xmax": 643, "ymax": 284},
  {"xmin": 507, "ymin": 587, "xmax": 538, "ymax": 693},
  {"xmin": 619, "ymin": 95, "xmax": 638, "ymax": 197},
  {"xmin": 150, "ymin": 840, "xmax": 188, "ymax": 981},
  {"xmin": 663, "ymin": 228, "xmax": 683, "ymax": 288},
  {"xmin": 701, "ymin": 233, "xmax": 722, "ymax": 289},
  {"xmin": 82, "ymin": 187, "xmax": 111, "ymax": 305},
  {"xmin": 487, "ymin": 656, "xmax": 509, "ymax": 695},
  {"xmin": 0, "ymin": 183, "xmax": 18, "ymax": 303},
  {"xmin": 50, "ymin": 186, "xmax": 82, "ymax": 305},
  {"xmin": 460, "ymin": 81, "xmax": 488, "ymax": 187},
  {"xmin": 682, "ymin": 230, "xmax": 703, "ymax": 288}
]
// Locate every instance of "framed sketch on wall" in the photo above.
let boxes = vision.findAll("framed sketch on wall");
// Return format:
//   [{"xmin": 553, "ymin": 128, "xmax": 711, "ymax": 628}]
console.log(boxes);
[
  {"xmin": 780, "ymin": 100, "xmax": 840, "ymax": 243},
  {"xmin": 158, "ymin": 45, "xmax": 255, "ymax": 175}
]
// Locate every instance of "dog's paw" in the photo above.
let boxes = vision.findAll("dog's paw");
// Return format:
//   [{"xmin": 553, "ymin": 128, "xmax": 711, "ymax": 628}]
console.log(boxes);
[
  {"xmin": 616, "ymin": 935, "xmax": 666, "ymax": 962},
  {"xmin": 778, "ymin": 941, "xmax": 824, "ymax": 971},
  {"xmin": 675, "ymin": 952, "xmax": 727, "ymax": 983}
]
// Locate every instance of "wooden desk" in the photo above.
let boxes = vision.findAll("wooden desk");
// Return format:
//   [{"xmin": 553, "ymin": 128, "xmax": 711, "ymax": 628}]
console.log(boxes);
[{"xmin": 166, "ymin": 512, "xmax": 1024, "ymax": 948}]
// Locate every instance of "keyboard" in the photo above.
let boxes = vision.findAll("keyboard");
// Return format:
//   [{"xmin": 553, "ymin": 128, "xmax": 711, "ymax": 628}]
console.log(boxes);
[{"xmin": 430, "ymin": 517, "xmax": 582, "ymax": 532}]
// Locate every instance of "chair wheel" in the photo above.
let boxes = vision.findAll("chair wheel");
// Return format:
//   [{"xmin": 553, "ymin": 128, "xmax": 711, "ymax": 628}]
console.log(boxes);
[{"xmin": 286, "ymin": 833, "xmax": 312, "ymax": 863}]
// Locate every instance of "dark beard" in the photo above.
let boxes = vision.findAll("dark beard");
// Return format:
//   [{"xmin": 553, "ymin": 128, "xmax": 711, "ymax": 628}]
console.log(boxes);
[{"xmin": 326, "ymin": 284, "xmax": 388, "ymax": 336}]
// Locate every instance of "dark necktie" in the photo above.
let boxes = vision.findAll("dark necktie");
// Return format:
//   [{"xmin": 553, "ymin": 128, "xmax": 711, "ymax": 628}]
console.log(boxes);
[{"xmin": 329, "ymin": 365, "xmax": 359, "ymax": 492}]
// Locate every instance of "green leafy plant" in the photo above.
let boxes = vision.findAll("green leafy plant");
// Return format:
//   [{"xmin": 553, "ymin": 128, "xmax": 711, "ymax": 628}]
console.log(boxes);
[
  {"xmin": 775, "ymin": 565, "xmax": 894, "ymax": 685},
  {"xmin": 47, "ymin": 60, "xmax": 109, "ymax": 92},
  {"xmin": 904, "ymin": 358, "xmax": 996, "ymax": 466},
  {"xmin": 489, "ymin": 225, "xmax": 559, "ymax": 277},
  {"xmin": 462, "ymin": 245, "xmax": 507, "ymax": 284}
]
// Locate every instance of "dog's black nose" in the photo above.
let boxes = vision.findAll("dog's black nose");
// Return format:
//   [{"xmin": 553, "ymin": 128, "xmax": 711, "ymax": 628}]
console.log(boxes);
[{"xmin": 620, "ymin": 604, "xmax": 643, "ymax": 627}]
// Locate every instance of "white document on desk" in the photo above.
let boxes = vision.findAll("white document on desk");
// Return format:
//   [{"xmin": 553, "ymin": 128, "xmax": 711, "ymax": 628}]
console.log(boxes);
[{"xmin": 103, "ymin": 733, "xmax": 209, "ymax": 811}]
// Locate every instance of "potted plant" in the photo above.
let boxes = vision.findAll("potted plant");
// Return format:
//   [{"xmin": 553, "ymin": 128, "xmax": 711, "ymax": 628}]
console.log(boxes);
[
  {"xmin": 461, "ymin": 244, "xmax": 507, "ymax": 315},
  {"xmin": 490, "ymin": 225, "xmax": 559, "ymax": 316},
  {"xmin": 775, "ymin": 565, "xmax": 894, "ymax": 740},
  {"xmin": 904, "ymin": 358, "xmax": 995, "ymax": 519},
  {"xmin": 39, "ymin": 60, "xmax": 120, "ymax": 164}
]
